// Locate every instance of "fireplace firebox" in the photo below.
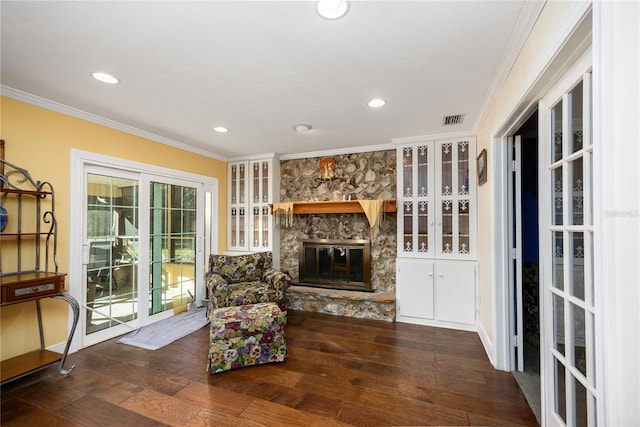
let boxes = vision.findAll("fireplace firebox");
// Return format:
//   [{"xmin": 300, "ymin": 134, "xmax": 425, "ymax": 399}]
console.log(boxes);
[{"xmin": 298, "ymin": 239, "xmax": 372, "ymax": 292}]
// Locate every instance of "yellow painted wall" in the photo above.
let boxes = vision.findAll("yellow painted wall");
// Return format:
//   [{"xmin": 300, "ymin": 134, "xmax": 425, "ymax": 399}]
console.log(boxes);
[
  {"xmin": 0, "ymin": 96, "xmax": 228, "ymax": 360},
  {"xmin": 474, "ymin": 1, "xmax": 579, "ymax": 344}
]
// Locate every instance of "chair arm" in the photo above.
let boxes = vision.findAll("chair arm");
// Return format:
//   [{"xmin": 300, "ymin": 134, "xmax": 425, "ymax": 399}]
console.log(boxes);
[
  {"xmin": 262, "ymin": 268, "xmax": 292, "ymax": 311},
  {"xmin": 205, "ymin": 272, "xmax": 229, "ymax": 318}
]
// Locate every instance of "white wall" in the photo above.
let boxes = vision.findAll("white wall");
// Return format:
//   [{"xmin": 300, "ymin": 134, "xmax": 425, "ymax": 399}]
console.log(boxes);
[{"xmin": 475, "ymin": 0, "xmax": 589, "ymax": 365}]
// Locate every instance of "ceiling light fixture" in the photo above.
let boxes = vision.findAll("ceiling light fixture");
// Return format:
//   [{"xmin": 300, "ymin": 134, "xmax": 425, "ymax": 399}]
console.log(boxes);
[
  {"xmin": 294, "ymin": 124, "xmax": 312, "ymax": 133},
  {"xmin": 368, "ymin": 98, "xmax": 386, "ymax": 108},
  {"xmin": 91, "ymin": 72, "xmax": 120, "ymax": 84},
  {"xmin": 213, "ymin": 126, "xmax": 229, "ymax": 133},
  {"xmin": 316, "ymin": 0, "xmax": 349, "ymax": 20}
]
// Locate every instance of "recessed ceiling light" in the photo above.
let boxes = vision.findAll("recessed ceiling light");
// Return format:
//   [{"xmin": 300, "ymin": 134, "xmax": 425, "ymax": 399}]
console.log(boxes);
[
  {"xmin": 368, "ymin": 98, "xmax": 386, "ymax": 108},
  {"xmin": 92, "ymin": 72, "xmax": 120, "ymax": 84},
  {"xmin": 316, "ymin": 0, "xmax": 349, "ymax": 20},
  {"xmin": 213, "ymin": 126, "xmax": 229, "ymax": 133},
  {"xmin": 293, "ymin": 124, "xmax": 312, "ymax": 133}
]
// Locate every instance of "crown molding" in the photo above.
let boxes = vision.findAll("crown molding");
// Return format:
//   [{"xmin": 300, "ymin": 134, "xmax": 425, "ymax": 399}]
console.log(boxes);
[
  {"xmin": 472, "ymin": 0, "xmax": 546, "ymax": 133},
  {"xmin": 279, "ymin": 143, "xmax": 394, "ymax": 160},
  {"xmin": 1, "ymin": 85, "xmax": 229, "ymax": 162},
  {"xmin": 391, "ymin": 130, "xmax": 476, "ymax": 145}
]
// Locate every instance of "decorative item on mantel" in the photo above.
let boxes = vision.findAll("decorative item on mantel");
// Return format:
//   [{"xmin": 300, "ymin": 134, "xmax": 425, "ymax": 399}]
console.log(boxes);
[{"xmin": 318, "ymin": 157, "xmax": 347, "ymax": 181}]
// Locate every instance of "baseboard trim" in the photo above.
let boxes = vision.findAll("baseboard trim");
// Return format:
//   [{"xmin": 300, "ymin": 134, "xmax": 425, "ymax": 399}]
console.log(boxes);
[
  {"xmin": 47, "ymin": 342, "xmax": 67, "ymax": 355},
  {"xmin": 477, "ymin": 320, "xmax": 498, "ymax": 369}
]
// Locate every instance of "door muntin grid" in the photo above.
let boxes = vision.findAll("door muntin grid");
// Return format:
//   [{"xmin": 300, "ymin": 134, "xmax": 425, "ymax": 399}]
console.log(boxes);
[{"xmin": 545, "ymin": 72, "xmax": 595, "ymax": 427}]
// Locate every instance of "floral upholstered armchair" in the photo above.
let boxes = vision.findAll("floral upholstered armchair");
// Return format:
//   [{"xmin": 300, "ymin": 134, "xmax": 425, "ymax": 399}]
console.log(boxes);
[{"xmin": 205, "ymin": 252, "xmax": 291, "ymax": 317}]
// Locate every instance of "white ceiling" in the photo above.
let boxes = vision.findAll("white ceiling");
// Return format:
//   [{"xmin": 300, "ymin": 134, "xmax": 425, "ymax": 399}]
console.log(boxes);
[{"xmin": 1, "ymin": 1, "xmax": 540, "ymax": 160}]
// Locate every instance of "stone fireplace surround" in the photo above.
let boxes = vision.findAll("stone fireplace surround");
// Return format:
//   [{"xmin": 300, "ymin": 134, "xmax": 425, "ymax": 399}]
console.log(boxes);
[{"xmin": 278, "ymin": 150, "xmax": 397, "ymax": 321}]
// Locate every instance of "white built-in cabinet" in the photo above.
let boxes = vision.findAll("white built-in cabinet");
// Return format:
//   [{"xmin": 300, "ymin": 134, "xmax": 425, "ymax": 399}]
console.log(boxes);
[
  {"xmin": 227, "ymin": 155, "xmax": 280, "ymax": 264},
  {"xmin": 394, "ymin": 136, "xmax": 477, "ymax": 330}
]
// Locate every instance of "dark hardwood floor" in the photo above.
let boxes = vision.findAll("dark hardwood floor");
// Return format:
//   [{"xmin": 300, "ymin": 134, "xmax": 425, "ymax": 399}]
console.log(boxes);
[{"xmin": 1, "ymin": 310, "xmax": 538, "ymax": 426}]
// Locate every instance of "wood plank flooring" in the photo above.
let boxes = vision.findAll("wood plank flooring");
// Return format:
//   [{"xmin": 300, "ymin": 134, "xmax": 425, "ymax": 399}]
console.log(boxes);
[{"xmin": 1, "ymin": 310, "xmax": 538, "ymax": 426}]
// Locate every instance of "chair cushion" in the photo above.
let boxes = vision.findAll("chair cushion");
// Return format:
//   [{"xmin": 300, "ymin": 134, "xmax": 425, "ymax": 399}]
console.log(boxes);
[
  {"xmin": 223, "ymin": 281, "xmax": 277, "ymax": 307},
  {"xmin": 210, "ymin": 302, "xmax": 286, "ymax": 340}
]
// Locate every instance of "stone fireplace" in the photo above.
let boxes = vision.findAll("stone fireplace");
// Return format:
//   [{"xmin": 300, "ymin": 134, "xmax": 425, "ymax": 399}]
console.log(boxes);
[{"xmin": 277, "ymin": 150, "xmax": 397, "ymax": 321}]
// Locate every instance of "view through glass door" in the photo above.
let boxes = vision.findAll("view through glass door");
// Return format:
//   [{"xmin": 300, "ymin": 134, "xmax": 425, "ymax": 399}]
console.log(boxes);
[
  {"xmin": 149, "ymin": 181, "xmax": 197, "ymax": 316},
  {"xmin": 85, "ymin": 172, "xmax": 139, "ymax": 336},
  {"xmin": 83, "ymin": 169, "xmax": 199, "ymax": 344},
  {"xmin": 541, "ymin": 60, "xmax": 595, "ymax": 426}
]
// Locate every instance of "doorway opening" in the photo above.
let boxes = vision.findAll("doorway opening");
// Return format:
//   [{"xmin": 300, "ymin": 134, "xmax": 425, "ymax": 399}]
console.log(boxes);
[{"xmin": 510, "ymin": 111, "xmax": 541, "ymax": 422}]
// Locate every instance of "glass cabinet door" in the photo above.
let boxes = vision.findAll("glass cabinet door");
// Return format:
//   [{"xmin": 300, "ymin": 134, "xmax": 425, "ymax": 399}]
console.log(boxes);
[
  {"xmin": 437, "ymin": 140, "xmax": 475, "ymax": 257},
  {"xmin": 397, "ymin": 138, "xmax": 475, "ymax": 260},
  {"xmin": 229, "ymin": 159, "xmax": 275, "ymax": 252},
  {"xmin": 436, "ymin": 139, "xmax": 474, "ymax": 258},
  {"xmin": 250, "ymin": 160, "xmax": 271, "ymax": 251},
  {"xmin": 398, "ymin": 143, "xmax": 434, "ymax": 257},
  {"xmin": 229, "ymin": 162, "xmax": 247, "ymax": 249}
]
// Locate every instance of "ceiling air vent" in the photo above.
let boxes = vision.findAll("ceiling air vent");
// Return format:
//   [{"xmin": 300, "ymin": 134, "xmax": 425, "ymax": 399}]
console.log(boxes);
[{"xmin": 443, "ymin": 114, "xmax": 465, "ymax": 126}]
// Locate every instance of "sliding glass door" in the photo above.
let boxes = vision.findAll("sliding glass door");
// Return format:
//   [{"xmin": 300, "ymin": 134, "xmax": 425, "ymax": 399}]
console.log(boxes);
[{"xmin": 81, "ymin": 165, "xmax": 206, "ymax": 346}]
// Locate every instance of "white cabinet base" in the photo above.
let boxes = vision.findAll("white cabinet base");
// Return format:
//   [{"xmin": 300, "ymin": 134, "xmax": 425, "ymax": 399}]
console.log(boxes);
[{"xmin": 396, "ymin": 259, "xmax": 477, "ymax": 331}]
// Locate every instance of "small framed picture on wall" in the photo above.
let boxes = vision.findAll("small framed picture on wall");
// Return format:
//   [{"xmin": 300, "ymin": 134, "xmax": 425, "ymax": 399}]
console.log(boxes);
[{"xmin": 477, "ymin": 148, "xmax": 487, "ymax": 186}]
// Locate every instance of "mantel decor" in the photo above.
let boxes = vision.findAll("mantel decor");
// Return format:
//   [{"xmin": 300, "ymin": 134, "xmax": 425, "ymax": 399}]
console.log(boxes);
[
  {"xmin": 270, "ymin": 199, "xmax": 397, "ymax": 235},
  {"xmin": 318, "ymin": 156, "xmax": 347, "ymax": 182}
]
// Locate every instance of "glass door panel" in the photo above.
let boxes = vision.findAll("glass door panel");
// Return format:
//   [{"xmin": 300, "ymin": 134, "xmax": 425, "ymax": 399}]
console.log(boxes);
[
  {"xmin": 85, "ymin": 174, "xmax": 139, "ymax": 335},
  {"xmin": 149, "ymin": 182, "xmax": 196, "ymax": 315},
  {"xmin": 543, "ymin": 71, "xmax": 595, "ymax": 427}
]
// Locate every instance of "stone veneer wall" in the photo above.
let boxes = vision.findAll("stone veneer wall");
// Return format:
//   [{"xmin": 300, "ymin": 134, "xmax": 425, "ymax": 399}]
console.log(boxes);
[{"xmin": 278, "ymin": 150, "xmax": 397, "ymax": 321}]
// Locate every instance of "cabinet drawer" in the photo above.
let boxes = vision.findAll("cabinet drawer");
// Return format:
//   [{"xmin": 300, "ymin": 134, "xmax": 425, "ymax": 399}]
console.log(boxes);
[{"xmin": 1, "ymin": 274, "xmax": 66, "ymax": 305}]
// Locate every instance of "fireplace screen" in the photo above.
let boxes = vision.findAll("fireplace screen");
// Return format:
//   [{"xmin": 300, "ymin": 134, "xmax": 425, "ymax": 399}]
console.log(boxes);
[{"xmin": 299, "ymin": 239, "xmax": 371, "ymax": 291}]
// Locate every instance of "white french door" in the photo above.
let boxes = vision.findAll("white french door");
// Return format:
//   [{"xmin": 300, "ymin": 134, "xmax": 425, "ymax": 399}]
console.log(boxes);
[
  {"xmin": 540, "ymin": 51, "xmax": 595, "ymax": 426},
  {"xmin": 70, "ymin": 151, "xmax": 215, "ymax": 349}
]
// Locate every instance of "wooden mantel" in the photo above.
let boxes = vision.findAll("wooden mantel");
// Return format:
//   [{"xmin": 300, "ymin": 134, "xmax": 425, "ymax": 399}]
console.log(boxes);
[{"xmin": 269, "ymin": 199, "xmax": 397, "ymax": 215}]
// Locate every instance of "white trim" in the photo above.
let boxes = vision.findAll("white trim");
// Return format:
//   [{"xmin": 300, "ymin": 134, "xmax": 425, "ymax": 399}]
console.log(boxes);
[
  {"xmin": 47, "ymin": 341, "xmax": 67, "ymax": 354},
  {"xmin": 279, "ymin": 143, "xmax": 394, "ymax": 161},
  {"xmin": 472, "ymin": 0, "xmax": 545, "ymax": 132},
  {"xmin": 492, "ymin": 1, "xmax": 593, "ymax": 139},
  {"xmin": 391, "ymin": 130, "xmax": 476, "ymax": 146},
  {"xmin": 395, "ymin": 317, "xmax": 477, "ymax": 333},
  {"xmin": 477, "ymin": 320, "xmax": 496, "ymax": 368},
  {"xmin": 490, "ymin": 136, "xmax": 511, "ymax": 371},
  {"xmin": 229, "ymin": 152, "xmax": 280, "ymax": 162},
  {"xmin": 1, "ymin": 85, "xmax": 228, "ymax": 162},
  {"xmin": 593, "ymin": 2, "xmax": 640, "ymax": 425}
]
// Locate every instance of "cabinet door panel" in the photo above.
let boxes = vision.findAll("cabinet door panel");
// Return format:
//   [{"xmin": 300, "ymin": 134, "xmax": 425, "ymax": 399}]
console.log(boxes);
[
  {"xmin": 229, "ymin": 162, "xmax": 248, "ymax": 250},
  {"xmin": 396, "ymin": 260, "xmax": 434, "ymax": 319},
  {"xmin": 435, "ymin": 263, "xmax": 476, "ymax": 324}
]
